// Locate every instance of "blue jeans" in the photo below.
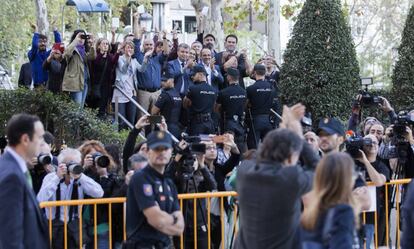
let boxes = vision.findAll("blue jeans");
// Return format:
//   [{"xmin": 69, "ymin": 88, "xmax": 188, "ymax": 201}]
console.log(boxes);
[
  {"xmin": 364, "ymin": 224, "xmax": 374, "ymax": 249},
  {"xmin": 69, "ymin": 83, "xmax": 88, "ymax": 108},
  {"xmin": 113, "ymin": 98, "xmax": 137, "ymax": 130}
]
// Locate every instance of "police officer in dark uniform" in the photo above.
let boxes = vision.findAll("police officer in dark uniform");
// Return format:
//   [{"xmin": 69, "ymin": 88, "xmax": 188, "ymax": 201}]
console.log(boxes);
[
  {"xmin": 152, "ymin": 72, "xmax": 183, "ymax": 140},
  {"xmin": 246, "ymin": 64, "xmax": 277, "ymax": 149},
  {"xmin": 183, "ymin": 64, "xmax": 217, "ymax": 136},
  {"xmin": 125, "ymin": 131, "xmax": 184, "ymax": 249},
  {"xmin": 216, "ymin": 67, "xmax": 247, "ymax": 152}
]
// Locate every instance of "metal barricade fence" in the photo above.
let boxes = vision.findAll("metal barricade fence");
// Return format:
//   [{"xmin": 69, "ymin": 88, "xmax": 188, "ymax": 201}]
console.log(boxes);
[
  {"xmin": 39, "ymin": 191, "xmax": 238, "ymax": 249},
  {"xmin": 39, "ymin": 180, "xmax": 411, "ymax": 249}
]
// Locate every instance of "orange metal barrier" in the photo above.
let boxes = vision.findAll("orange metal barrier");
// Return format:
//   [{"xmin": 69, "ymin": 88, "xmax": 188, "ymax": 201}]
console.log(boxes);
[
  {"xmin": 363, "ymin": 178, "xmax": 412, "ymax": 249},
  {"xmin": 39, "ymin": 191, "xmax": 238, "ymax": 249},
  {"xmin": 39, "ymin": 179, "xmax": 412, "ymax": 249}
]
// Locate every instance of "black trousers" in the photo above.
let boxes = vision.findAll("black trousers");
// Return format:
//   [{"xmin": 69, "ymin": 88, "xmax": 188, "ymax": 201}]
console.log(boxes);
[
  {"xmin": 247, "ymin": 114, "xmax": 273, "ymax": 149},
  {"xmin": 223, "ymin": 119, "xmax": 246, "ymax": 153},
  {"xmin": 173, "ymin": 226, "xmax": 208, "ymax": 249},
  {"xmin": 188, "ymin": 117, "xmax": 215, "ymax": 136}
]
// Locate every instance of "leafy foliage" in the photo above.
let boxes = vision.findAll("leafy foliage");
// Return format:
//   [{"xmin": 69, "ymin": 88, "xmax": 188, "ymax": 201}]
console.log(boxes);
[
  {"xmin": 279, "ymin": 0, "xmax": 360, "ymax": 122},
  {"xmin": 391, "ymin": 5, "xmax": 414, "ymax": 111},
  {"xmin": 0, "ymin": 88, "xmax": 127, "ymax": 148}
]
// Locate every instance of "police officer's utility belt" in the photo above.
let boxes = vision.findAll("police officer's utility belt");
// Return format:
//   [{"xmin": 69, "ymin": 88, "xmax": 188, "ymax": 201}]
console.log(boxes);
[
  {"xmin": 191, "ymin": 113, "xmax": 211, "ymax": 123},
  {"xmin": 138, "ymin": 87, "xmax": 159, "ymax": 93},
  {"xmin": 225, "ymin": 114, "xmax": 244, "ymax": 122}
]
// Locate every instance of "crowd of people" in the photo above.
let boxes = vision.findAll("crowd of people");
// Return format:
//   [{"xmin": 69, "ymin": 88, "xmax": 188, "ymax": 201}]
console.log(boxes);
[
  {"xmin": 3, "ymin": 10, "xmax": 414, "ymax": 249},
  {"xmin": 19, "ymin": 12, "xmax": 279, "ymax": 139}
]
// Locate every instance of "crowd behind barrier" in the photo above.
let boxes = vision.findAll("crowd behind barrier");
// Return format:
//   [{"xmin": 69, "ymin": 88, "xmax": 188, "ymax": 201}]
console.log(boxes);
[{"xmin": 2, "ymin": 7, "xmax": 414, "ymax": 249}]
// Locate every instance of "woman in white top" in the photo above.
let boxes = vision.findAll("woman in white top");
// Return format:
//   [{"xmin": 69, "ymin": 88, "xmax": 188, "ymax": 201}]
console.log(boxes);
[{"xmin": 112, "ymin": 41, "xmax": 152, "ymax": 130}]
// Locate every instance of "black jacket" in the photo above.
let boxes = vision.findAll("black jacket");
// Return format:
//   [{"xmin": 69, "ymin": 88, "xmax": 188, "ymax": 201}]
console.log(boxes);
[{"xmin": 234, "ymin": 141, "xmax": 317, "ymax": 249}]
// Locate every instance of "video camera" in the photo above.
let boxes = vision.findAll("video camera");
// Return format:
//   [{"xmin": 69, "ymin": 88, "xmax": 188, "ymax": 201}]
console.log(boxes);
[
  {"xmin": 91, "ymin": 152, "xmax": 110, "ymax": 168},
  {"xmin": 175, "ymin": 134, "xmax": 208, "ymax": 178},
  {"xmin": 358, "ymin": 90, "xmax": 381, "ymax": 107},
  {"xmin": 391, "ymin": 111, "xmax": 414, "ymax": 138},
  {"xmin": 345, "ymin": 135, "xmax": 373, "ymax": 158}
]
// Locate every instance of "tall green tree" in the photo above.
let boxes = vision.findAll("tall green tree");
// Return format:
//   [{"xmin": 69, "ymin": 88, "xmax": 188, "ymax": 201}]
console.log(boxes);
[
  {"xmin": 279, "ymin": 0, "xmax": 360, "ymax": 121},
  {"xmin": 391, "ymin": 5, "xmax": 414, "ymax": 110}
]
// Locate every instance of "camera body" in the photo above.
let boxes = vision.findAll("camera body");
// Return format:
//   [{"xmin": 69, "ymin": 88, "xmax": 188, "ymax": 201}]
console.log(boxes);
[
  {"xmin": 91, "ymin": 152, "xmax": 110, "ymax": 168},
  {"xmin": 67, "ymin": 162, "xmax": 83, "ymax": 175},
  {"xmin": 176, "ymin": 135, "xmax": 207, "ymax": 178},
  {"xmin": 391, "ymin": 111, "xmax": 414, "ymax": 138},
  {"xmin": 38, "ymin": 153, "xmax": 52, "ymax": 166},
  {"xmin": 359, "ymin": 90, "xmax": 381, "ymax": 107},
  {"xmin": 345, "ymin": 135, "xmax": 372, "ymax": 158}
]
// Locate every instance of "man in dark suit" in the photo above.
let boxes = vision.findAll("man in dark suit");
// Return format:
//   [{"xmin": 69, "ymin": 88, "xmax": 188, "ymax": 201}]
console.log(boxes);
[
  {"xmin": 168, "ymin": 43, "xmax": 194, "ymax": 97},
  {"xmin": 199, "ymin": 48, "xmax": 224, "ymax": 92},
  {"xmin": 0, "ymin": 113, "xmax": 49, "ymax": 249}
]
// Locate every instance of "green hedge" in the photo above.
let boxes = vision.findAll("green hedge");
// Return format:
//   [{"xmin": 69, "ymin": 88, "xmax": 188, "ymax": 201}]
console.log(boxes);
[
  {"xmin": 279, "ymin": 0, "xmax": 360, "ymax": 122},
  {"xmin": 0, "ymin": 88, "xmax": 128, "ymax": 148},
  {"xmin": 391, "ymin": 5, "xmax": 414, "ymax": 111}
]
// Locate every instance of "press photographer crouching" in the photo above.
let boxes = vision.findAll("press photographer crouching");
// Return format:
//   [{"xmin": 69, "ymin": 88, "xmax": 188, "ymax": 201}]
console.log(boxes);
[
  {"xmin": 166, "ymin": 135, "xmax": 218, "ymax": 249},
  {"xmin": 37, "ymin": 148, "xmax": 104, "ymax": 249},
  {"xmin": 79, "ymin": 140, "xmax": 123, "ymax": 249},
  {"xmin": 346, "ymin": 133, "xmax": 390, "ymax": 247}
]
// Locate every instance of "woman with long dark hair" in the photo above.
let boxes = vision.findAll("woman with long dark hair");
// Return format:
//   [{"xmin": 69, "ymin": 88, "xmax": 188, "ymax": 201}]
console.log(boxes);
[
  {"xmin": 89, "ymin": 37, "xmax": 120, "ymax": 117},
  {"xmin": 62, "ymin": 29, "xmax": 95, "ymax": 107},
  {"xmin": 301, "ymin": 152, "xmax": 361, "ymax": 249}
]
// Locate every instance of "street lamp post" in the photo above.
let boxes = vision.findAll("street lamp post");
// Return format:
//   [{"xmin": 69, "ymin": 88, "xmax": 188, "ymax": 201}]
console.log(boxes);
[{"xmin": 139, "ymin": 12, "xmax": 153, "ymax": 33}]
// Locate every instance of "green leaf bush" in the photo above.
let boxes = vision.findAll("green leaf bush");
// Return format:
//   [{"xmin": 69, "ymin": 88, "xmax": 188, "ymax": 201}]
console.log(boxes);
[
  {"xmin": 391, "ymin": 5, "xmax": 414, "ymax": 111},
  {"xmin": 0, "ymin": 88, "xmax": 127, "ymax": 148},
  {"xmin": 279, "ymin": 0, "xmax": 360, "ymax": 122}
]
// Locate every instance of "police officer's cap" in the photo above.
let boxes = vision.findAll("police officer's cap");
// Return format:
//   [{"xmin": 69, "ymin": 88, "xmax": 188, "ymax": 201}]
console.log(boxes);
[
  {"xmin": 146, "ymin": 131, "xmax": 173, "ymax": 149},
  {"xmin": 191, "ymin": 64, "xmax": 208, "ymax": 76},
  {"xmin": 161, "ymin": 70, "xmax": 173, "ymax": 82},
  {"xmin": 316, "ymin": 117, "xmax": 345, "ymax": 136},
  {"xmin": 226, "ymin": 67, "xmax": 240, "ymax": 78},
  {"xmin": 253, "ymin": 64, "xmax": 266, "ymax": 72}
]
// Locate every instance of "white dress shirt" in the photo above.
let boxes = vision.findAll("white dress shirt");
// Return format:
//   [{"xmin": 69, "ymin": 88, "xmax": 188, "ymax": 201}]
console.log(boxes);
[{"xmin": 37, "ymin": 172, "xmax": 104, "ymax": 221}]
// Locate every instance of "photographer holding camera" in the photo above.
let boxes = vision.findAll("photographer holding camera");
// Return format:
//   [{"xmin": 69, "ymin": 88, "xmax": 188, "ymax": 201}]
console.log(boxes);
[
  {"xmin": 79, "ymin": 140, "xmax": 123, "ymax": 249},
  {"xmin": 167, "ymin": 138, "xmax": 217, "ymax": 249},
  {"xmin": 168, "ymin": 133, "xmax": 240, "ymax": 249},
  {"xmin": 378, "ymin": 111, "xmax": 414, "ymax": 178},
  {"xmin": 37, "ymin": 148, "xmax": 104, "ymax": 249},
  {"xmin": 348, "ymin": 93, "xmax": 396, "ymax": 135},
  {"xmin": 353, "ymin": 134, "xmax": 390, "ymax": 248},
  {"xmin": 30, "ymin": 133, "xmax": 57, "ymax": 194}
]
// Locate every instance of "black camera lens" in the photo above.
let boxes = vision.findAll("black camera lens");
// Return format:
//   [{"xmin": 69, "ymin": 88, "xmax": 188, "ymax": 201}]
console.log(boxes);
[
  {"xmin": 38, "ymin": 153, "xmax": 52, "ymax": 165},
  {"xmin": 91, "ymin": 152, "xmax": 110, "ymax": 168},
  {"xmin": 67, "ymin": 163, "xmax": 83, "ymax": 175}
]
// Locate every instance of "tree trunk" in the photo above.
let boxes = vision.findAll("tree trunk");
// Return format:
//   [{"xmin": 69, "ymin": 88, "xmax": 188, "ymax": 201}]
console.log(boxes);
[
  {"xmin": 268, "ymin": 0, "xmax": 281, "ymax": 64},
  {"xmin": 34, "ymin": 0, "xmax": 49, "ymax": 35},
  {"xmin": 191, "ymin": 0, "xmax": 224, "ymax": 51},
  {"xmin": 208, "ymin": 0, "xmax": 224, "ymax": 51}
]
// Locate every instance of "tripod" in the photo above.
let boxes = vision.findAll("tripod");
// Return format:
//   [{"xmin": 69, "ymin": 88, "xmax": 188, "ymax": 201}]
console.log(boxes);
[
  {"xmin": 180, "ymin": 171, "xmax": 208, "ymax": 249},
  {"xmin": 390, "ymin": 157, "xmax": 407, "ymax": 249}
]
